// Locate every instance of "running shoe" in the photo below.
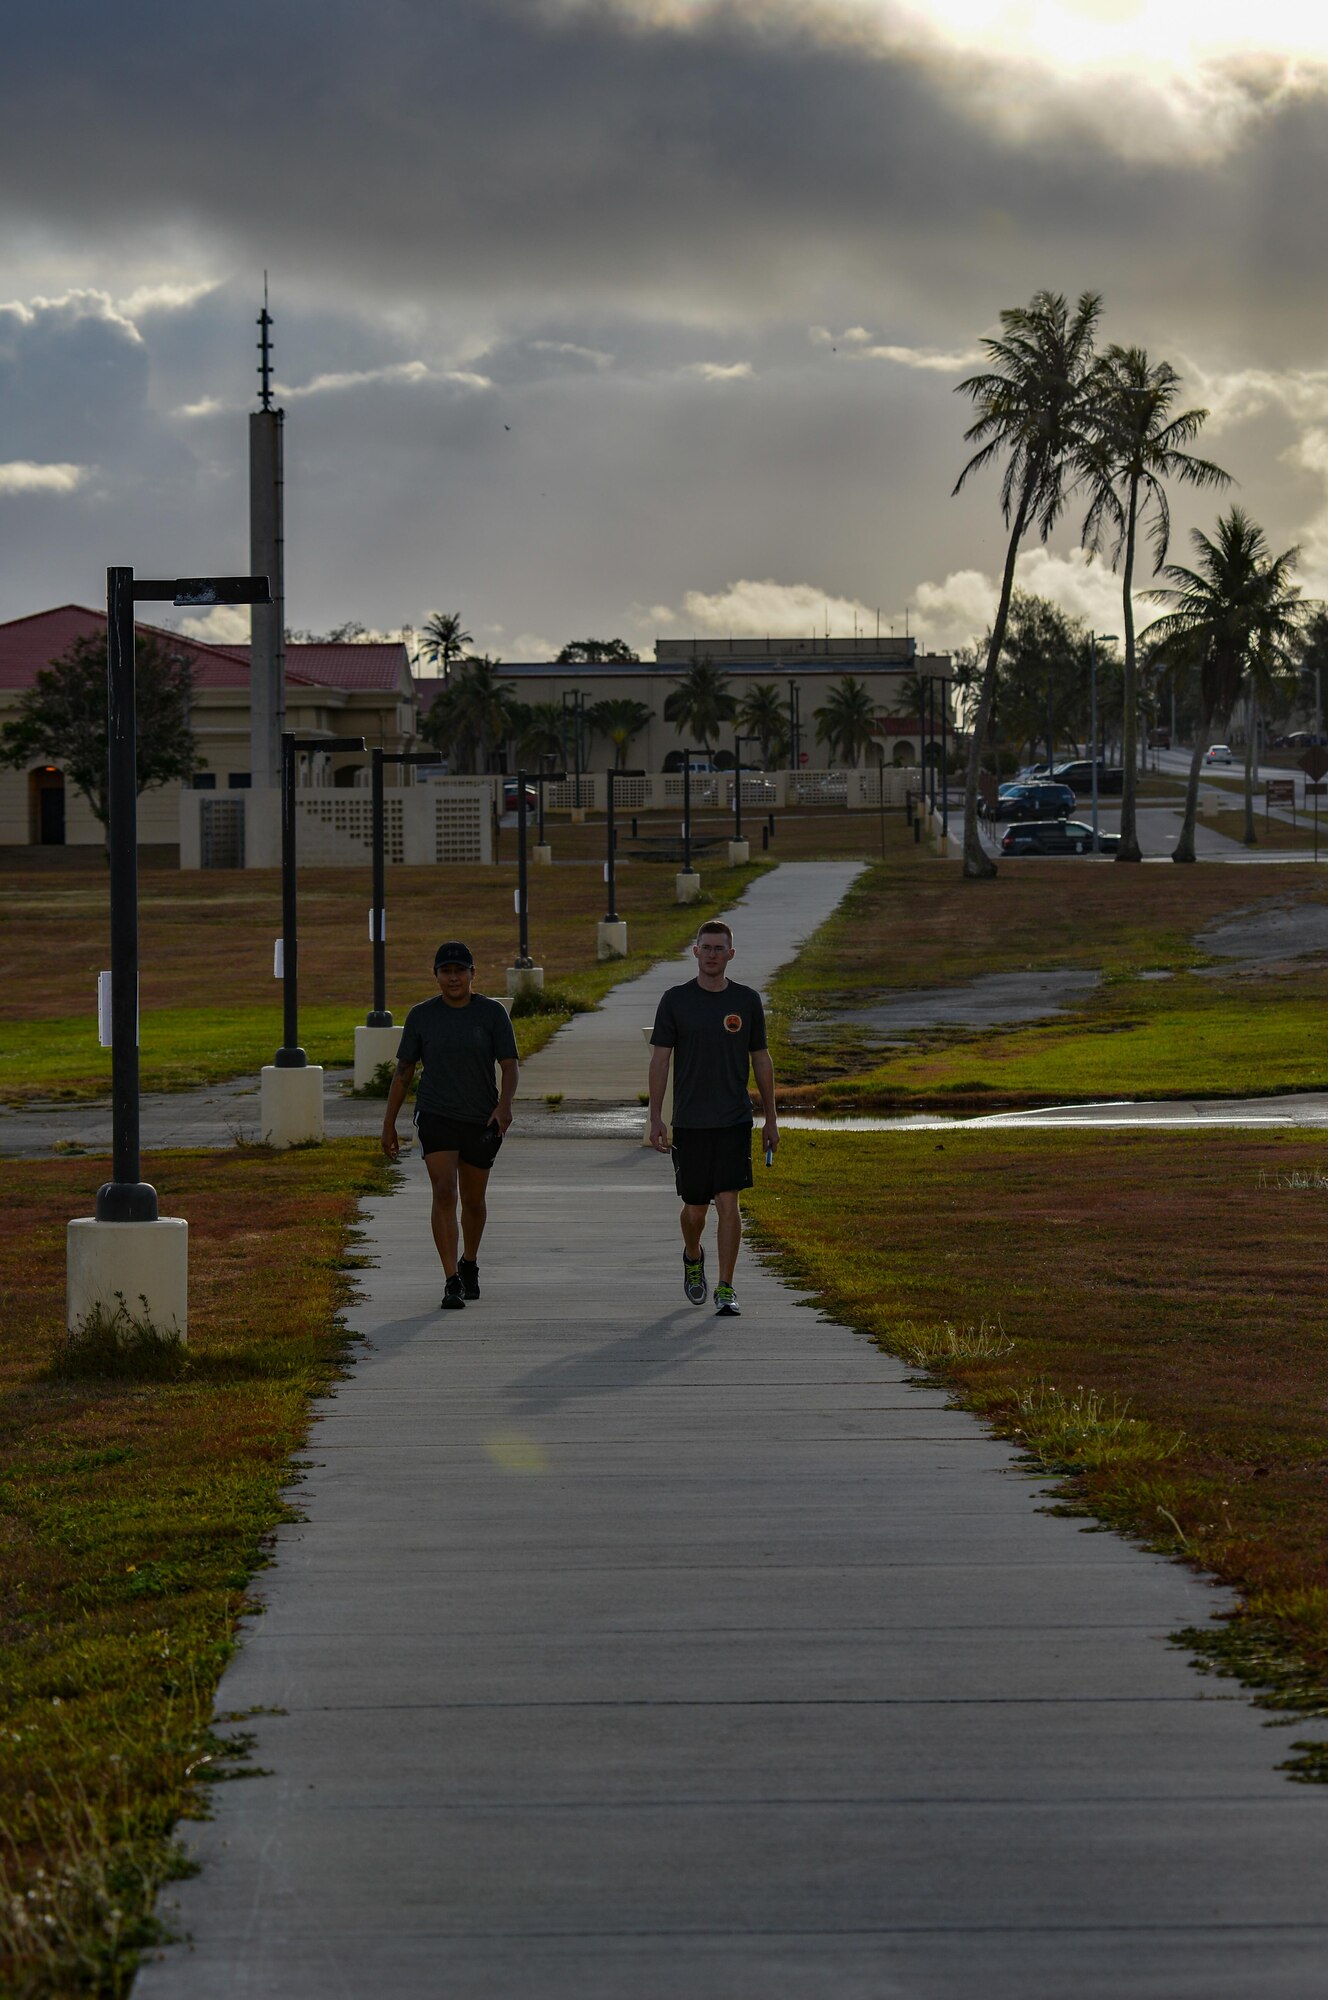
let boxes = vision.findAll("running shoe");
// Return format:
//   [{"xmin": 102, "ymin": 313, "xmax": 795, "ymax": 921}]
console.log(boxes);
[
  {"xmin": 682, "ymin": 1248, "xmax": 707, "ymax": 1305},
  {"xmin": 441, "ymin": 1274, "xmax": 466, "ymax": 1310},
  {"xmin": 713, "ymin": 1282, "xmax": 740, "ymax": 1317},
  {"xmin": 458, "ymin": 1257, "xmax": 480, "ymax": 1300}
]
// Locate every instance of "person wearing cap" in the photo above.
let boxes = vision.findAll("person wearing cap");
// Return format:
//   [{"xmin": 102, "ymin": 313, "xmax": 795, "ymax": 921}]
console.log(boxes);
[{"xmin": 381, "ymin": 942, "xmax": 519, "ymax": 1311}]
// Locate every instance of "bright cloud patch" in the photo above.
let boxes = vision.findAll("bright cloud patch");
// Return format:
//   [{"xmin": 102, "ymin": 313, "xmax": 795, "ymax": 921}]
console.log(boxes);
[
  {"xmin": 911, "ymin": 548, "xmax": 1144, "ymax": 653},
  {"xmin": 0, "ymin": 460, "xmax": 89, "ymax": 496},
  {"xmin": 176, "ymin": 604, "xmax": 253, "ymax": 644},
  {"xmin": 278, "ymin": 362, "xmax": 493, "ymax": 399},
  {"xmin": 689, "ymin": 362, "xmax": 754, "ymax": 381},
  {"xmin": 673, "ymin": 578, "xmax": 878, "ymax": 637}
]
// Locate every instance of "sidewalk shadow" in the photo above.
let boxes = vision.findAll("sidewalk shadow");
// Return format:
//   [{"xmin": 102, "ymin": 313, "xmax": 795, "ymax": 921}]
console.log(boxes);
[{"xmin": 504, "ymin": 1308, "xmax": 715, "ymax": 1415}]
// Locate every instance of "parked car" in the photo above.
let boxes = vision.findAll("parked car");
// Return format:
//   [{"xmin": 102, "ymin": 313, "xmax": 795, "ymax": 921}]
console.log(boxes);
[
  {"xmin": 502, "ymin": 778, "xmax": 540, "ymax": 810},
  {"xmin": 1001, "ymin": 820, "xmax": 1121, "ymax": 856},
  {"xmin": 987, "ymin": 782, "xmax": 1076, "ymax": 822},
  {"xmin": 1204, "ymin": 744, "xmax": 1233, "ymax": 765},
  {"xmin": 1050, "ymin": 760, "xmax": 1125, "ymax": 796}
]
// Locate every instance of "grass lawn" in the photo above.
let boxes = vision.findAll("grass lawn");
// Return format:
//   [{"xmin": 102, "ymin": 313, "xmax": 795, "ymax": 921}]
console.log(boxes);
[
  {"xmin": 746, "ymin": 1127, "xmax": 1328, "ymax": 1772},
  {"xmin": 769, "ymin": 823, "xmax": 1328, "ymax": 1108},
  {"xmin": 0, "ymin": 850, "xmax": 769, "ymax": 1103},
  {"xmin": 0, "ymin": 1142, "xmax": 391, "ymax": 1996}
]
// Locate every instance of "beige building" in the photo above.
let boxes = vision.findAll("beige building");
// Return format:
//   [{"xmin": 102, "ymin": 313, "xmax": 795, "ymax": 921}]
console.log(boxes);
[
  {"xmin": 416, "ymin": 634, "xmax": 953, "ymax": 776},
  {"xmin": 0, "ymin": 605, "xmax": 416, "ymax": 851}
]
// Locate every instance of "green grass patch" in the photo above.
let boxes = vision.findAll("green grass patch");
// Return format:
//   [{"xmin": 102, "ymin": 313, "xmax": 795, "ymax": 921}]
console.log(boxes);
[
  {"xmin": 0, "ymin": 855, "xmax": 767, "ymax": 1104},
  {"xmin": 768, "ymin": 837, "xmax": 1328, "ymax": 1107},
  {"xmin": 746, "ymin": 1127, "xmax": 1328, "ymax": 1772},
  {"xmin": 0, "ymin": 1142, "xmax": 391, "ymax": 1994}
]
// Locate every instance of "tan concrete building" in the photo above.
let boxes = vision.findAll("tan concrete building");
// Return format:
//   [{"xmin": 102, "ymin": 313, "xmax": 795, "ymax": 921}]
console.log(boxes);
[
  {"xmin": 416, "ymin": 634, "xmax": 953, "ymax": 776},
  {"xmin": 0, "ymin": 605, "xmax": 416, "ymax": 851}
]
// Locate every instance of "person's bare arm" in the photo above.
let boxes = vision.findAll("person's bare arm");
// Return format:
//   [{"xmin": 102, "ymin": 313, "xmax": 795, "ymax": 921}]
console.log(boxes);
[
  {"xmin": 752, "ymin": 1048, "xmax": 778, "ymax": 1156},
  {"xmin": 490, "ymin": 1056, "xmax": 519, "ymax": 1132},
  {"xmin": 381, "ymin": 1059, "xmax": 417, "ymax": 1159},
  {"xmin": 648, "ymin": 1044, "xmax": 672, "ymax": 1153}
]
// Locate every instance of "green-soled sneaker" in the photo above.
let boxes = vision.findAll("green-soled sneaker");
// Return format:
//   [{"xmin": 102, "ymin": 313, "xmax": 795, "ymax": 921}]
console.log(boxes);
[{"xmin": 683, "ymin": 1249, "xmax": 707, "ymax": 1305}]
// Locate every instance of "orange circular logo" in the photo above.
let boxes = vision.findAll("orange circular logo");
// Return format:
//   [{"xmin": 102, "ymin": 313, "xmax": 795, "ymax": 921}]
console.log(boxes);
[{"xmin": 723, "ymin": 1012, "xmax": 742, "ymax": 1033}]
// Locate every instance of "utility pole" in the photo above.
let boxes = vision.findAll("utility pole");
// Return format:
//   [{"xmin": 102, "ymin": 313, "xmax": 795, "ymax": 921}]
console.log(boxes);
[{"xmin": 249, "ymin": 280, "xmax": 285, "ymax": 795}]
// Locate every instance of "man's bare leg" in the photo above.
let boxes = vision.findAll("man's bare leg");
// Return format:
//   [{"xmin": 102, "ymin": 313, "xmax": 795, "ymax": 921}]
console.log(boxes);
[
  {"xmin": 458, "ymin": 1161, "xmax": 491, "ymax": 1264},
  {"xmin": 680, "ymin": 1202, "xmax": 709, "ymax": 1260},
  {"xmin": 424, "ymin": 1151, "xmax": 461, "ymax": 1276},
  {"xmin": 715, "ymin": 1190, "xmax": 742, "ymax": 1285}
]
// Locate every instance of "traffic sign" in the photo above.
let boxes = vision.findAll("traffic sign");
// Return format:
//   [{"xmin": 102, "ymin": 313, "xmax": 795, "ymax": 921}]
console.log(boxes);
[{"xmin": 1301, "ymin": 747, "xmax": 1328, "ymax": 781}]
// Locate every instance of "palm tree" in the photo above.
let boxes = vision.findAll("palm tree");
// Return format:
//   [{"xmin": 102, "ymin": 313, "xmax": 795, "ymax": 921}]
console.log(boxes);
[
  {"xmin": 736, "ymin": 682, "xmax": 787, "ymax": 768},
  {"xmin": 1078, "ymin": 347, "xmax": 1229, "ymax": 862},
  {"xmin": 418, "ymin": 611, "xmax": 472, "ymax": 681},
  {"xmin": 814, "ymin": 676, "xmax": 879, "ymax": 767},
  {"xmin": 1141, "ymin": 508, "xmax": 1307, "ymax": 861},
  {"xmin": 511, "ymin": 700, "xmax": 566, "ymax": 766},
  {"xmin": 419, "ymin": 655, "xmax": 515, "ymax": 773},
  {"xmin": 588, "ymin": 697, "xmax": 653, "ymax": 769},
  {"xmin": 953, "ymin": 289, "xmax": 1102, "ymax": 877},
  {"xmin": 662, "ymin": 658, "xmax": 736, "ymax": 756}
]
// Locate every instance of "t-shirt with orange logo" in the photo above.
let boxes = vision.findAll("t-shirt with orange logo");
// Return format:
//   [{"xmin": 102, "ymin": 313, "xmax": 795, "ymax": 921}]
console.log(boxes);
[{"xmin": 650, "ymin": 978, "xmax": 767, "ymax": 1129}]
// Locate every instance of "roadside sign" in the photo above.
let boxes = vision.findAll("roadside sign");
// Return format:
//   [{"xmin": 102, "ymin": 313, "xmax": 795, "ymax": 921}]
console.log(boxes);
[
  {"xmin": 1266, "ymin": 779, "xmax": 1296, "ymax": 804},
  {"xmin": 1308, "ymin": 783, "xmax": 1328, "ymax": 797},
  {"xmin": 799, "ymin": 751, "xmax": 809, "ymax": 766},
  {"xmin": 1301, "ymin": 748, "xmax": 1328, "ymax": 781}
]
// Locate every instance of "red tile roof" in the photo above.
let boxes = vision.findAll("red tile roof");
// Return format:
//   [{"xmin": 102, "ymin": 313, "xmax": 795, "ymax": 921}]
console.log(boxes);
[{"xmin": 0, "ymin": 607, "xmax": 410, "ymax": 694}]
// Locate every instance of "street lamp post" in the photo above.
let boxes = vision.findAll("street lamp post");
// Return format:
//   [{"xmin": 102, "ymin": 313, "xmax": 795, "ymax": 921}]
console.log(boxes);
[
  {"xmin": 677, "ymin": 750, "xmax": 701, "ymax": 903},
  {"xmin": 601, "ymin": 767, "xmax": 645, "ymax": 958},
  {"xmin": 509, "ymin": 769, "xmax": 566, "ymax": 996},
  {"xmin": 877, "ymin": 740, "xmax": 887, "ymax": 858},
  {"xmin": 353, "ymin": 747, "xmax": 437, "ymax": 1089},
  {"xmin": 732, "ymin": 733, "xmax": 761, "ymax": 861},
  {"xmin": 561, "ymin": 690, "xmax": 587, "ymax": 812},
  {"xmin": 68, "ymin": 570, "xmax": 270, "ymax": 1349},
  {"xmin": 1090, "ymin": 632, "xmax": 1118, "ymax": 852},
  {"xmin": 264, "ymin": 729, "xmax": 367, "ymax": 1146}
]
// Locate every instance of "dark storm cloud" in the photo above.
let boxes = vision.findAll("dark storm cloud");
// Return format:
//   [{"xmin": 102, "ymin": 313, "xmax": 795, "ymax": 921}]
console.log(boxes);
[{"xmin": 3, "ymin": 0, "xmax": 1326, "ymax": 354}]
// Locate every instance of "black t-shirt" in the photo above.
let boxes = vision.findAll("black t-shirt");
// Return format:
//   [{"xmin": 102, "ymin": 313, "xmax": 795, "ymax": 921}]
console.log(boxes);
[
  {"xmin": 651, "ymin": 978, "xmax": 767, "ymax": 1130},
  {"xmin": 397, "ymin": 994, "xmax": 519, "ymax": 1122}
]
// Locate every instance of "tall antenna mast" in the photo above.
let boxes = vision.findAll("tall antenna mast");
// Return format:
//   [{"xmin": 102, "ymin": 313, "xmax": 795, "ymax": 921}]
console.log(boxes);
[{"xmin": 257, "ymin": 273, "xmax": 274, "ymax": 412}]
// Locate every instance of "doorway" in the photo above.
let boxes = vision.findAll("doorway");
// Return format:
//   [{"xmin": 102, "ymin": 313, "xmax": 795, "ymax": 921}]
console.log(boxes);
[{"xmin": 29, "ymin": 767, "xmax": 65, "ymax": 845}]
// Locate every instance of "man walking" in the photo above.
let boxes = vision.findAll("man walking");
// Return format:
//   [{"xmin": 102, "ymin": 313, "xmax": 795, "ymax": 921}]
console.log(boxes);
[
  {"xmin": 648, "ymin": 919, "xmax": 778, "ymax": 1317},
  {"xmin": 381, "ymin": 942, "xmax": 519, "ymax": 1311}
]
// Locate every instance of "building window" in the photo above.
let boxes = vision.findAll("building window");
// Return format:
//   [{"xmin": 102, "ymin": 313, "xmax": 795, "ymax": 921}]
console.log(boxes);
[
  {"xmin": 192, "ymin": 772, "xmax": 217, "ymax": 789},
  {"xmin": 228, "ymin": 772, "xmax": 252, "ymax": 789}
]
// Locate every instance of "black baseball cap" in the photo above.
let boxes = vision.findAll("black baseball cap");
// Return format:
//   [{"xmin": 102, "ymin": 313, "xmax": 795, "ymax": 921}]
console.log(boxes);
[{"xmin": 433, "ymin": 941, "xmax": 474, "ymax": 969}]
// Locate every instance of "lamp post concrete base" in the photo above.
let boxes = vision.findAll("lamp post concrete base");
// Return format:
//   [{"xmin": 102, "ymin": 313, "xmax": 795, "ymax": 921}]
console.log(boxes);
[
  {"xmin": 597, "ymin": 919, "xmax": 628, "ymax": 960},
  {"xmin": 353, "ymin": 1024, "xmax": 401, "ymax": 1090},
  {"xmin": 533, "ymin": 843, "xmax": 553, "ymax": 866},
  {"xmin": 675, "ymin": 869, "xmax": 701, "ymax": 904},
  {"xmin": 570, "ymin": 807, "xmax": 588, "ymax": 825},
  {"xmin": 260, "ymin": 1065, "xmax": 325, "ymax": 1148},
  {"xmin": 67, "ymin": 1215, "xmax": 188, "ymax": 1342},
  {"xmin": 507, "ymin": 965, "xmax": 544, "ymax": 1000},
  {"xmin": 727, "ymin": 838, "xmax": 750, "ymax": 864}
]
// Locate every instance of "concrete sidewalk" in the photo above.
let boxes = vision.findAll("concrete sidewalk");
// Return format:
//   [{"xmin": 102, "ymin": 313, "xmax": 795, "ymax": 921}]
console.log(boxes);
[
  {"xmin": 138, "ymin": 1136, "xmax": 1328, "ymax": 1998},
  {"xmin": 518, "ymin": 860, "xmax": 863, "ymax": 1103},
  {"xmin": 133, "ymin": 859, "xmax": 1328, "ymax": 1998}
]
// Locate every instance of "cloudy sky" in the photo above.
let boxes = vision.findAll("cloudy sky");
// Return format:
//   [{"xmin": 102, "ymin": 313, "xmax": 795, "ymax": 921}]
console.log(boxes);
[{"xmin": 3, "ymin": 0, "xmax": 1328, "ymax": 662}]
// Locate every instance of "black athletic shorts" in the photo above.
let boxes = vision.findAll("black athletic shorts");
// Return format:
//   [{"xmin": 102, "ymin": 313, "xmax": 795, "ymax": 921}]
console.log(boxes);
[
  {"xmin": 414, "ymin": 1113, "xmax": 504, "ymax": 1170},
  {"xmin": 671, "ymin": 1124, "xmax": 753, "ymax": 1205}
]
